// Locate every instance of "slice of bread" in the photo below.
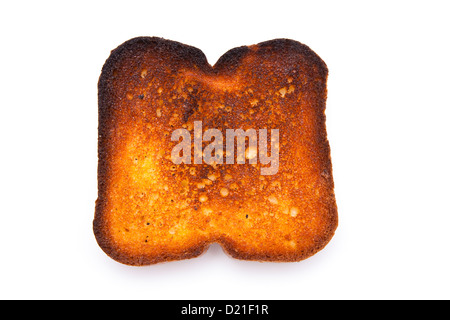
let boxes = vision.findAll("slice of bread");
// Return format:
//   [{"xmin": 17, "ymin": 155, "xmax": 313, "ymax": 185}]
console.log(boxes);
[{"xmin": 94, "ymin": 37, "xmax": 338, "ymax": 265}]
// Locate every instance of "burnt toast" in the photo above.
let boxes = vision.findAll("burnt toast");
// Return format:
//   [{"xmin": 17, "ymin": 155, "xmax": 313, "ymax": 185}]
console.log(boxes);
[{"xmin": 94, "ymin": 37, "xmax": 338, "ymax": 265}]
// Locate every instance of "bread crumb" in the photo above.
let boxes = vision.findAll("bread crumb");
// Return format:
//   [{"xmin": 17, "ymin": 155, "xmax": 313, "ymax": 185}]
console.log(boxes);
[
  {"xmin": 267, "ymin": 195, "xmax": 278, "ymax": 205},
  {"xmin": 288, "ymin": 85, "xmax": 295, "ymax": 94},
  {"xmin": 202, "ymin": 207, "xmax": 213, "ymax": 215},
  {"xmin": 220, "ymin": 188, "xmax": 229, "ymax": 197},
  {"xmin": 197, "ymin": 182, "xmax": 205, "ymax": 189},
  {"xmin": 245, "ymin": 146, "xmax": 258, "ymax": 160},
  {"xmin": 203, "ymin": 178, "xmax": 213, "ymax": 186},
  {"xmin": 290, "ymin": 207, "xmax": 299, "ymax": 217}
]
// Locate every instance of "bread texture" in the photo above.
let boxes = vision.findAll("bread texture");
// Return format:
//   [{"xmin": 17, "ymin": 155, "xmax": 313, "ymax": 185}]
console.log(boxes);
[{"xmin": 94, "ymin": 37, "xmax": 338, "ymax": 265}]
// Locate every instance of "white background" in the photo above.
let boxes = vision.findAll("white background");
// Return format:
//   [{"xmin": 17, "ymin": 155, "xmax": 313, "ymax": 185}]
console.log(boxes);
[{"xmin": 1, "ymin": 0, "xmax": 449, "ymax": 300}]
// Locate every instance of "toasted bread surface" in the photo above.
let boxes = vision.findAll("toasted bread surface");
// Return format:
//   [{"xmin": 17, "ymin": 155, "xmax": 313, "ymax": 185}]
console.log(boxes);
[{"xmin": 94, "ymin": 37, "xmax": 338, "ymax": 265}]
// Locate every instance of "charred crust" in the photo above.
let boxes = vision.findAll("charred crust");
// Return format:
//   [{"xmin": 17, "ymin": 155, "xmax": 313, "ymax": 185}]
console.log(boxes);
[
  {"xmin": 257, "ymin": 38, "xmax": 328, "ymax": 78},
  {"xmin": 213, "ymin": 45, "xmax": 251, "ymax": 73}
]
